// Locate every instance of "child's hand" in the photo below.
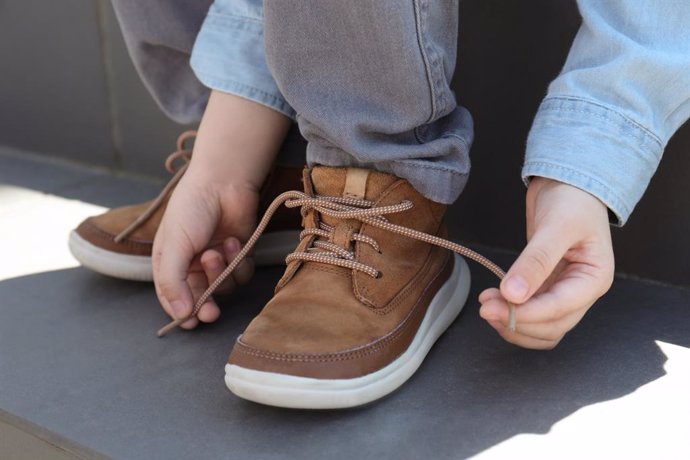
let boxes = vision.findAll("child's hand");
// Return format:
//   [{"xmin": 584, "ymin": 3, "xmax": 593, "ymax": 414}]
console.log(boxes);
[
  {"xmin": 152, "ymin": 169, "xmax": 259, "ymax": 330},
  {"xmin": 151, "ymin": 90, "xmax": 291, "ymax": 330},
  {"xmin": 479, "ymin": 177, "xmax": 615, "ymax": 349}
]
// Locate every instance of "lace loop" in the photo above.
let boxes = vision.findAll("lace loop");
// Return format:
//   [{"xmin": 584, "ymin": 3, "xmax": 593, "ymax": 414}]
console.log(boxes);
[
  {"xmin": 113, "ymin": 131, "xmax": 196, "ymax": 243},
  {"xmin": 157, "ymin": 189, "xmax": 517, "ymax": 337},
  {"xmin": 164, "ymin": 150, "xmax": 192, "ymax": 174}
]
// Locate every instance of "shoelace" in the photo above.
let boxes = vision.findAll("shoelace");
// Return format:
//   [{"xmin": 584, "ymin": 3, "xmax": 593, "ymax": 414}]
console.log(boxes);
[
  {"xmin": 157, "ymin": 191, "xmax": 517, "ymax": 337},
  {"xmin": 113, "ymin": 130, "xmax": 197, "ymax": 243}
]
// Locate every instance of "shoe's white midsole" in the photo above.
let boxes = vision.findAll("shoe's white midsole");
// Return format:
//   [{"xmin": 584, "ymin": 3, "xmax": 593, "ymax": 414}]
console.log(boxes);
[
  {"xmin": 68, "ymin": 231, "xmax": 153, "ymax": 281},
  {"xmin": 68, "ymin": 230, "xmax": 301, "ymax": 282},
  {"xmin": 224, "ymin": 253, "xmax": 471, "ymax": 409}
]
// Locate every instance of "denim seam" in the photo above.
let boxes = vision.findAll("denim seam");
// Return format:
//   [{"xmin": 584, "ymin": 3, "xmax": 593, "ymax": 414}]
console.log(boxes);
[
  {"xmin": 193, "ymin": 71, "xmax": 295, "ymax": 118},
  {"xmin": 412, "ymin": 0, "xmax": 437, "ymax": 124},
  {"xmin": 391, "ymin": 159, "xmax": 468, "ymax": 175},
  {"xmin": 394, "ymin": 131, "xmax": 469, "ymax": 173},
  {"xmin": 312, "ymin": 143, "xmax": 468, "ymax": 176},
  {"xmin": 202, "ymin": 18, "xmax": 262, "ymax": 37},
  {"xmin": 540, "ymin": 96, "xmax": 664, "ymax": 148},
  {"xmin": 443, "ymin": 132, "xmax": 471, "ymax": 153},
  {"xmin": 193, "ymin": 67, "xmax": 282, "ymax": 105},
  {"xmin": 523, "ymin": 160, "xmax": 630, "ymax": 218},
  {"xmin": 420, "ymin": 0, "xmax": 446, "ymax": 117},
  {"xmin": 404, "ymin": 125, "xmax": 467, "ymax": 158},
  {"xmin": 205, "ymin": 11, "xmax": 263, "ymax": 25}
]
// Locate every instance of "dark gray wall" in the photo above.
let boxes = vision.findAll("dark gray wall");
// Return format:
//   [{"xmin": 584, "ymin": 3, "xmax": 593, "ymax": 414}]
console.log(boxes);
[
  {"xmin": 0, "ymin": 0, "xmax": 115, "ymax": 165},
  {"xmin": 0, "ymin": 0, "xmax": 190, "ymax": 178},
  {"xmin": 1, "ymin": 0, "xmax": 688, "ymax": 285}
]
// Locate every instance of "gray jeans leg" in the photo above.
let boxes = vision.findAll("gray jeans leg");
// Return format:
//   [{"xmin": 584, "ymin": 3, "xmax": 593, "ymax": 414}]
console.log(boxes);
[
  {"xmin": 110, "ymin": 0, "xmax": 212, "ymax": 123},
  {"xmin": 263, "ymin": 0, "xmax": 472, "ymax": 204},
  {"xmin": 110, "ymin": 0, "xmax": 307, "ymax": 166}
]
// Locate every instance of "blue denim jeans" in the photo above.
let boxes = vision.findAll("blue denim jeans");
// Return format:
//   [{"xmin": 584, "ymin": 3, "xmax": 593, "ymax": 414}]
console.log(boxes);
[{"xmin": 112, "ymin": 0, "xmax": 690, "ymax": 224}]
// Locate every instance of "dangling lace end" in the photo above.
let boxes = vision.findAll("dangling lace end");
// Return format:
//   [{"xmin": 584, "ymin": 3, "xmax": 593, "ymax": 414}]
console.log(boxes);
[
  {"xmin": 157, "ymin": 317, "xmax": 188, "ymax": 337},
  {"xmin": 507, "ymin": 302, "xmax": 517, "ymax": 332}
]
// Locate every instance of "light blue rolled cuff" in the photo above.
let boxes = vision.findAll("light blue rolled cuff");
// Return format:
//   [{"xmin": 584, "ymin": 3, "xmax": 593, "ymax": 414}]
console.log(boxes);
[
  {"xmin": 522, "ymin": 97, "xmax": 664, "ymax": 226},
  {"xmin": 190, "ymin": 4, "xmax": 295, "ymax": 120}
]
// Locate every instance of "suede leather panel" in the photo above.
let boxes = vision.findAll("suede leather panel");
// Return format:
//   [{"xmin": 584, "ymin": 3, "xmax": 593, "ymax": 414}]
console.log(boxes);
[
  {"xmin": 228, "ymin": 166, "xmax": 455, "ymax": 380},
  {"xmin": 75, "ymin": 200, "xmax": 163, "ymax": 256},
  {"xmin": 354, "ymin": 180, "xmax": 446, "ymax": 310},
  {"xmin": 228, "ymin": 249, "xmax": 452, "ymax": 379}
]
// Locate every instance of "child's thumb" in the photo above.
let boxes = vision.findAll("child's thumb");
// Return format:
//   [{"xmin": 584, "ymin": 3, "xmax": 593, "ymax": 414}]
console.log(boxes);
[
  {"xmin": 500, "ymin": 226, "xmax": 570, "ymax": 304},
  {"xmin": 153, "ymin": 236, "xmax": 195, "ymax": 322}
]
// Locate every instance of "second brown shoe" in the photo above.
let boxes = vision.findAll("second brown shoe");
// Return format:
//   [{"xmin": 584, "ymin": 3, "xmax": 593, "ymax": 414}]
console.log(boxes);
[
  {"xmin": 223, "ymin": 166, "xmax": 472, "ymax": 409},
  {"xmin": 68, "ymin": 131, "xmax": 303, "ymax": 281}
]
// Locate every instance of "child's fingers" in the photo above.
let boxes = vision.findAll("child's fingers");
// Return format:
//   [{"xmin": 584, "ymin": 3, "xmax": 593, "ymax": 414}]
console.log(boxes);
[
  {"xmin": 482, "ymin": 298, "xmax": 587, "ymax": 342},
  {"xmin": 223, "ymin": 237, "xmax": 255, "ymax": 286},
  {"xmin": 510, "ymin": 269, "xmax": 605, "ymax": 324},
  {"xmin": 482, "ymin": 266, "xmax": 601, "ymax": 325},
  {"xmin": 196, "ymin": 300, "xmax": 221, "ymax": 323},
  {"xmin": 485, "ymin": 319, "xmax": 561, "ymax": 350},
  {"xmin": 179, "ymin": 317, "xmax": 200, "ymax": 330},
  {"xmin": 480, "ymin": 266, "xmax": 606, "ymax": 347},
  {"xmin": 187, "ymin": 270, "xmax": 221, "ymax": 324},
  {"xmin": 201, "ymin": 247, "xmax": 237, "ymax": 295},
  {"xmin": 152, "ymin": 229, "xmax": 196, "ymax": 323},
  {"xmin": 478, "ymin": 287, "xmax": 502, "ymax": 304}
]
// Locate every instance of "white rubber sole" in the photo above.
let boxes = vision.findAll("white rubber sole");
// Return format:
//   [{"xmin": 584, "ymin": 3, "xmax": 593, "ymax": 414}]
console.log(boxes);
[
  {"xmin": 68, "ymin": 229, "xmax": 301, "ymax": 282},
  {"xmin": 68, "ymin": 231, "xmax": 153, "ymax": 281},
  {"xmin": 224, "ymin": 253, "xmax": 471, "ymax": 409}
]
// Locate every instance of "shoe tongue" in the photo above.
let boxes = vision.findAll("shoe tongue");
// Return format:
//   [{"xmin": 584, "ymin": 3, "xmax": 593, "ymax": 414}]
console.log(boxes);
[
  {"xmin": 308, "ymin": 166, "xmax": 398, "ymax": 201},
  {"xmin": 306, "ymin": 166, "xmax": 400, "ymax": 231}
]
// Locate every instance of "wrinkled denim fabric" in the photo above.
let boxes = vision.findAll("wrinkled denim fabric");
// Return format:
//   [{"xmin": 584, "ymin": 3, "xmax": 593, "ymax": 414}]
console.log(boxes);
[
  {"xmin": 524, "ymin": 0, "xmax": 690, "ymax": 224},
  {"xmin": 115, "ymin": 0, "xmax": 690, "ymax": 222}
]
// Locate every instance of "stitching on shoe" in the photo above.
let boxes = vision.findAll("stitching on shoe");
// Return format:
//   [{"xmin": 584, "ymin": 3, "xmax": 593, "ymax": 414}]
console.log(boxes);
[
  {"xmin": 233, "ymin": 255, "xmax": 449, "ymax": 364},
  {"xmin": 357, "ymin": 243, "xmax": 438, "ymax": 317},
  {"xmin": 377, "ymin": 246, "xmax": 439, "ymax": 315},
  {"xmin": 354, "ymin": 180, "xmax": 437, "ymax": 315},
  {"xmin": 81, "ymin": 221, "xmax": 153, "ymax": 250},
  {"xmin": 353, "ymin": 179, "xmax": 408, "ymax": 308}
]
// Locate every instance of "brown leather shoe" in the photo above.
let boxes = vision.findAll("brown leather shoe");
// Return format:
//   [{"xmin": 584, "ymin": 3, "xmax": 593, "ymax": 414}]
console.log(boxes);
[
  {"xmin": 68, "ymin": 131, "xmax": 303, "ymax": 281},
  {"xmin": 223, "ymin": 166, "xmax": 472, "ymax": 408}
]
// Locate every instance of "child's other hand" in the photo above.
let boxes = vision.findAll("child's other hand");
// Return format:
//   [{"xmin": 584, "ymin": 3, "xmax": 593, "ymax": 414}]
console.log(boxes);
[
  {"xmin": 479, "ymin": 177, "xmax": 615, "ymax": 349},
  {"xmin": 152, "ymin": 168, "xmax": 258, "ymax": 330}
]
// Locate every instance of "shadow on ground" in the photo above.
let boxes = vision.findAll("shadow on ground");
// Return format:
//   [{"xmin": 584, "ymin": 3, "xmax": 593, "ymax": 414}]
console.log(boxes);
[{"xmin": 1, "ymin": 251, "xmax": 688, "ymax": 459}]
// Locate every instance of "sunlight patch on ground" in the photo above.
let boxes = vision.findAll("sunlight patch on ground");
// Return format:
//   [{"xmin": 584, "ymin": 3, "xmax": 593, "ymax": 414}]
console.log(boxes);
[
  {"xmin": 0, "ymin": 185, "xmax": 107, "ymax": 280},
  {"xmin": 470, "ymin": 341, "xmax": 690, "ymax": 460}
]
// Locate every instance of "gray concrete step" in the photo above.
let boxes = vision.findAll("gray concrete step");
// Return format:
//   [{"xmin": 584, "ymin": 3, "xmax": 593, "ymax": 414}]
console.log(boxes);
[{"xmin": 1, "ymin": 149, "xmax": 689, "ymax": 460}]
